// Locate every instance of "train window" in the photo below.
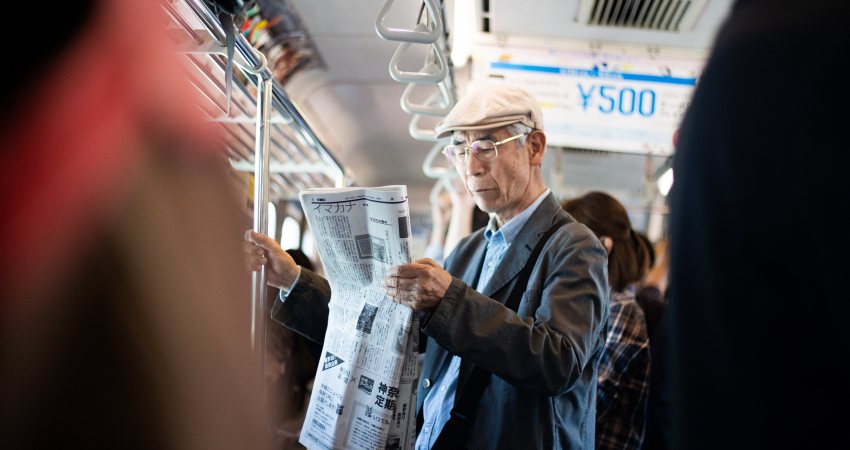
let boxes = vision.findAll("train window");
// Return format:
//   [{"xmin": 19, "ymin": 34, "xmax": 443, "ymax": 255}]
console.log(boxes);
[
  {"xmin": 302, "ymin": 229, "xmax": 316, "ymax": 262},
  {"xmin": 280, "ymin": 216, "xmax": 301, "ymax": 250},
  {"xmin": 267, "ymin": 202, "xmax": 277, "ymax": 241}
]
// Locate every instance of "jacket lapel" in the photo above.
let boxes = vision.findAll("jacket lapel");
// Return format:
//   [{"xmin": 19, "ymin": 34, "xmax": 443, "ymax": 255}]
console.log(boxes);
[{"xmin": 481, "ymin": 193, "xmax": 564, "ymax": 298}]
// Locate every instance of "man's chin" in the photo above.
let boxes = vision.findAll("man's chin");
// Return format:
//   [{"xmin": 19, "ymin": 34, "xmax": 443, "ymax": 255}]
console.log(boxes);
[{"xmin": 472, "ymin": 196, "xmax": 497, "ymax": 213}]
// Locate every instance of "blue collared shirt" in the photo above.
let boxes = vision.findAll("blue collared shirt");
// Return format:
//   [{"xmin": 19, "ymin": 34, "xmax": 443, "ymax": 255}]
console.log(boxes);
[{"xmin": 415, "ymin": 190, "xmax": 551, "ymax": 449}]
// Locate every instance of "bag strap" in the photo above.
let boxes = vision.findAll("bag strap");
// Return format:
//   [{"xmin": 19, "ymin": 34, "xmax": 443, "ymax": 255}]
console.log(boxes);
[
  {"xmin": 503, "ymin": 217, "xmax": 568, "ymax": 312},
  {"xmin": 431, "ymin": 217, "xmax": 568, "ymax": 449}
]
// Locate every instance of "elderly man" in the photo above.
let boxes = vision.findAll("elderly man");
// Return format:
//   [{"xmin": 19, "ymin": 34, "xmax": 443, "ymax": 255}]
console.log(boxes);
[{"xmin": 246, "ymin": 83, "xmax": 609, "ymax": 449}]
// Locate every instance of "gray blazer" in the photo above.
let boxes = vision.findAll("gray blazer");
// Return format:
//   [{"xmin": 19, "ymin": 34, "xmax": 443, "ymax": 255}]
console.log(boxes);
[
  {"xmin": 417, "ymin": 193, "xmax": 609, "ymax": 449},
  {"xmin": 272, "ymin": 193, "xmax": 608, "ymax": 449}
]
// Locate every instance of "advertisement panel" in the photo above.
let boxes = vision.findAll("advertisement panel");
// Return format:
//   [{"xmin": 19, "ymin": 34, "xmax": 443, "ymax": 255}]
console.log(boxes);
[{"xmin": 472, "ymin": 45, "xmax": 703, "ymax": 155}]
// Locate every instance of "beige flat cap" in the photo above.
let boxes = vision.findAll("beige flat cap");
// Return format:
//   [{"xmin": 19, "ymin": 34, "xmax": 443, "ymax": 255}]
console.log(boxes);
[{"xmin": 435, "ymin": 83, "xmax": 544, "ymax": 139}]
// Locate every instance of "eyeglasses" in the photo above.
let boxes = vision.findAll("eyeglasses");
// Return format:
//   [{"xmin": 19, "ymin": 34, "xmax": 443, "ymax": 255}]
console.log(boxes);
[{"xmin": 442, "ymin": 132, "xmax": 527, "ymax": 165}]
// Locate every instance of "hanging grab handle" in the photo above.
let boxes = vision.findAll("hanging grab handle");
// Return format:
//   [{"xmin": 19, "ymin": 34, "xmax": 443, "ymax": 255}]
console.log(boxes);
[
  {"xmin": 409, "ymin": 113, "xmax": 440, "ymax": 141},
  {"xmin": 389, "ymin": 41, "xmax": 448, "ymax": 83},
  {"xmin": 375, "ymin": 0, "xmax": 442, "ymax": 44},
  {"xmin": 429, "ymin": 175, "xmax": 453, "ymax": 204},
  {"xmin": 376, "ymin": 0, "xmax": 458, "ymax": 165},
  {"xmin": 422, "ymin": 140, "xmax": 454, "ymax": 178},
  {"xmin": 401, "ymin": 82, "xmax": 454, "ymax": 116}
]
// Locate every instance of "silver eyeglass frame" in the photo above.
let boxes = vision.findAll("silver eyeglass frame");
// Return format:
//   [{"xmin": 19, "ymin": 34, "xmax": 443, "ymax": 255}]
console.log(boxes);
[{"xmin": 442, "ymin": 132, "xmax": 527, "ymax": 164}]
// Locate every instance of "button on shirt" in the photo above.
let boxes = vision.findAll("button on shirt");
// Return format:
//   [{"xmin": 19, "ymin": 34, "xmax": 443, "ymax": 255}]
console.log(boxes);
[{"xmin": 415, "ymin": 190, "xmax": 551, "ymax": 450}]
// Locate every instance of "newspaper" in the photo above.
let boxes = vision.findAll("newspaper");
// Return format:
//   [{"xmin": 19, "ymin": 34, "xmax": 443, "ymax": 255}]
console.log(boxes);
[{"xmin": 298, "ymin": 185, "xmax": 418, "ymax": 450}]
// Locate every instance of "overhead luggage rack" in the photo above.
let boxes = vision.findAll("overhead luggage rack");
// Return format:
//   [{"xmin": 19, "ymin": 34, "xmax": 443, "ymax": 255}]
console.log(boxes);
[
  {"xmin": 163, "ymin": 0, "xmax": 351, "ymax": 359},
  {"xmin": 162, "ymin": 0, "xmax": 348, "ymax": 202}
]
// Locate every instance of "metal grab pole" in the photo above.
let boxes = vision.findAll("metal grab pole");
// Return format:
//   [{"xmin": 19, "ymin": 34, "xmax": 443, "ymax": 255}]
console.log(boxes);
[{"xmin": 251, "ymin": 76, "xmax": 273, "ymax": 368}]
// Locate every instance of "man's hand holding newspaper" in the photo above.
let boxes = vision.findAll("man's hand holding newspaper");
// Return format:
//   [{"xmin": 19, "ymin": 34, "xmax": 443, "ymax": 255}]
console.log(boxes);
[{"xmin": 383, "ymin": 259, "xmax": 452, "ymax": 312}]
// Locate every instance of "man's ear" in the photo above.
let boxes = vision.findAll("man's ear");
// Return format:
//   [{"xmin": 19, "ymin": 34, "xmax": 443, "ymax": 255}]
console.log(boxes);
[
  {"xmin": 527, "ymin": 130, "xmax": 546, "ymax": 165},
  {"xmin": 599, "ymin": 236, "xmax": 614, "ymax": 253}
]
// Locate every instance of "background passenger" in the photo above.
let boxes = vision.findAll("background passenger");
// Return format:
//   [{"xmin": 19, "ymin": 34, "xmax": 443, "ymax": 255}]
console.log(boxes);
[
  {"xmin": 633, "ymin": 237, "xmax": 671, "ymax": 450},
  {"xmin": 0, "ymin": 0, "xmax": 267, "ymax": 448},
  {"xmin": 668, "ymin": 0, "xmax": 850, "ymax": 448},
  {"xmin": 562, "ymin": 191, "xmax": 651, "ymax": 450}
]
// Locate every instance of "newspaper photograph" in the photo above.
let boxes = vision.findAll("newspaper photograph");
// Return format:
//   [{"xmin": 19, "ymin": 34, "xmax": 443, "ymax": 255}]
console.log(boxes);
[{"xmin": 298, "ymin": 185, "xmax": 418, "ymax": 450}]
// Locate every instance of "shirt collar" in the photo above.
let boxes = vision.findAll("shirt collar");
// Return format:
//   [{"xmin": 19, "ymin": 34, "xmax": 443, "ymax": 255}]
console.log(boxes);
[{"xmin": 484, "ymin": 189, "xmax": 551, "ymax": 244}]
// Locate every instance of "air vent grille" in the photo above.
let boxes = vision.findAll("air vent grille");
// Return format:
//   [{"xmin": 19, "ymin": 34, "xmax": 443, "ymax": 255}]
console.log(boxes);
[{"xmin": 585, "ymin": 0, "xmax": 707, "ymax": 32}]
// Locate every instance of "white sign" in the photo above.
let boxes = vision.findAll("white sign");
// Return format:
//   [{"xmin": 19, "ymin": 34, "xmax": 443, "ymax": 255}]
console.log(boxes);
[{"xmin": 472, "ymin": 45, "xmax": 703, "ymax": 155}]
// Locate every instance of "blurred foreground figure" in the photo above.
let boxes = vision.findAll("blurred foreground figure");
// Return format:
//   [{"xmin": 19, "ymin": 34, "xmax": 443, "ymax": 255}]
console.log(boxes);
[
  {"xmin": 669, "ymin": 1, "xmax": 849, "ymax": 449},
  {"xmin": 0, "ymin": 1, "xmax": 267, "ymax": 448}
]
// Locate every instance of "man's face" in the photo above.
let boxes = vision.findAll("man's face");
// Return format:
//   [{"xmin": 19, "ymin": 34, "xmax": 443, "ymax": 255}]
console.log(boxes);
[{"xmin": 451, "ymin": 126, "xmax": 532, "ymax": 219}]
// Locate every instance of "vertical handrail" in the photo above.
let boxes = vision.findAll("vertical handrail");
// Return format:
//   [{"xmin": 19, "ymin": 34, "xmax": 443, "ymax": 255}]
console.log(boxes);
[
  {"xmin": 177, "ymin": 0, "xmax": 348, "ymax": 379},
  {"xmin": 251, "ymin": 76, "xmax": 273, "ymax": 374}
]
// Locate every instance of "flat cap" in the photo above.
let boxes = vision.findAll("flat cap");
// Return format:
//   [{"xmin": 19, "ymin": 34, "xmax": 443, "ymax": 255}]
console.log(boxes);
[{"xmin": 435, "ymin": 83, "xmax": 544, "ymax": 139}]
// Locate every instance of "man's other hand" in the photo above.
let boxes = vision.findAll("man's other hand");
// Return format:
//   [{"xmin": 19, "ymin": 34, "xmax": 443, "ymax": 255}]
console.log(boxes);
[{"xmin": 243, "ymin": 230, "xmax": 299, "ymax": 290}]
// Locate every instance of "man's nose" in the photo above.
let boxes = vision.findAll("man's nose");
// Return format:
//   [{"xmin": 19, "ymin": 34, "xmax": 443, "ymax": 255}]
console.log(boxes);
[{"xmin": 464, "ymin": 153, "xmax": 485, "ymax": 177}]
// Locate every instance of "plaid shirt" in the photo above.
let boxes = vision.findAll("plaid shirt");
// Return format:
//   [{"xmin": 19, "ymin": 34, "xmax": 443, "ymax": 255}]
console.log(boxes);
[{"xmin": 596, "ymin": 290, "xmax": 651, "ymax": 450}]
